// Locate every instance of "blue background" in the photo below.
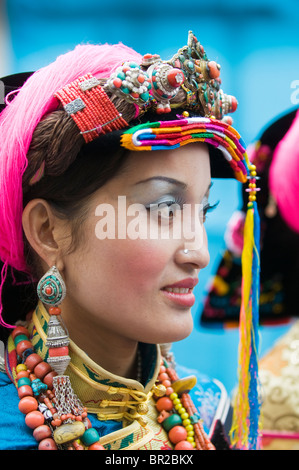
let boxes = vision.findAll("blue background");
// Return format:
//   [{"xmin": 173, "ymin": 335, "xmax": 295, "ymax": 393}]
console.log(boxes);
[{"xmin": 1, "ymin": 0, "xmax": 299, "ymax": 394}]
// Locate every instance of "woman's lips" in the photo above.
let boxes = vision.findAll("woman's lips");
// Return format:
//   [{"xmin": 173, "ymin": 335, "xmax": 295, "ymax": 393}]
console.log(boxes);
[{"xmin": 161, "ymin": 278, "xmax": 198, "ymax": 307}]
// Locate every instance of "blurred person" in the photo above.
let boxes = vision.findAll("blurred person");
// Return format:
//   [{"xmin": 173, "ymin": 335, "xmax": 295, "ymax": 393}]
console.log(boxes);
[
  {"xmin": 202, "ymin": 108, "xmax": 299, "ymax": 450},
  {"xmin": 202, "ymin": 108, "xmax": 299, "ymax": 325}
]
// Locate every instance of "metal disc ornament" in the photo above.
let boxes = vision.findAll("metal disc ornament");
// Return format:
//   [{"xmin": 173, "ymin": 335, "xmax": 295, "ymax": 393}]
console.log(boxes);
[{"xmin": 37, "ymin": 266, "xmax": 66, "ymax": 306}]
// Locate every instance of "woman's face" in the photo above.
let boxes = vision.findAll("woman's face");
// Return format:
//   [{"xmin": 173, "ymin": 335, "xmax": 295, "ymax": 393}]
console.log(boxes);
[{"xmin": 62, "ymin": 143, "xmax": 211, "ymax": 345}]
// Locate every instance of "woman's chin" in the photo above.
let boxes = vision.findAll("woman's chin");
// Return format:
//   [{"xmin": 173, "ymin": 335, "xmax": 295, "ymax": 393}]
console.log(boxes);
[{"xmin": 150, "ymin": 317, "xmax": 194, "ymax": 345}]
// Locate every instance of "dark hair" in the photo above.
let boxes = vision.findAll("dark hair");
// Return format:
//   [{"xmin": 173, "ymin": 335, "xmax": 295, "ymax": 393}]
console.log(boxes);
[{"xmin": 0, "ymin": 110, "xmax": 129, "ymax": 341}]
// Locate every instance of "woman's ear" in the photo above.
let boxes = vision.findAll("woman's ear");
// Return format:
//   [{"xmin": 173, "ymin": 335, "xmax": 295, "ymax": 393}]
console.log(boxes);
[{"xmin": 22, "ymin": 199, "xmax": 67, "ymax": 271}]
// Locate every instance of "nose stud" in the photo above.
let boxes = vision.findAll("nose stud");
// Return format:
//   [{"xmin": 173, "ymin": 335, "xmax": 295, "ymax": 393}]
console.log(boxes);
[{"xmin": 183, "ymin": 249, "xmax": 189, "ymax": 254}]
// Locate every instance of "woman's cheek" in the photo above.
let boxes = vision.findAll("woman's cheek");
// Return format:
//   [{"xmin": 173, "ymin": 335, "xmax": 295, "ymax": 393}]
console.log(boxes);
[
  {"xmin": 88, "ymin": 211, "xmax": 174, "ymax": 293},
  {"xmin": 113, "ymin": 238, "xmax": 172, "ymax": 290}
]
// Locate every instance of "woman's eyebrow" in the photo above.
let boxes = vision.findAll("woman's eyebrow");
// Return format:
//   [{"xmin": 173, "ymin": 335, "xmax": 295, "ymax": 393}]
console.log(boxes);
[
  {"xmin": 135, "ymin": 177, "xmax": 212, "ymax": 198},
  {"xmin": 135, "ymin": 176, "xmax": 187, "ymax": 190}
]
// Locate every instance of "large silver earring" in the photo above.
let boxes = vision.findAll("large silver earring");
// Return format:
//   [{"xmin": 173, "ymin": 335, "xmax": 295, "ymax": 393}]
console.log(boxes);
[
  {"xmin": 37, "ymin": 267, "xmax": 86, "ymax": 445},
  {"xmin": 37, "ymin": 266, "xmax": 70, "ymax": 375},
  {"xmin": 37, "ymin": 265, "xmax": 66, "ymax": 306}
]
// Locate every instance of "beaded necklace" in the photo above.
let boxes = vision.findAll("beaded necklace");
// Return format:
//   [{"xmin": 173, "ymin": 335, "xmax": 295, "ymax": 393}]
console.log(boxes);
[
  {"xmin": 154, "ymin": 358, "xmax": 215, "ymax": 450},
  {"xmin": 9, "ymin": 323, "xmax": 215, "ymax": 450}
]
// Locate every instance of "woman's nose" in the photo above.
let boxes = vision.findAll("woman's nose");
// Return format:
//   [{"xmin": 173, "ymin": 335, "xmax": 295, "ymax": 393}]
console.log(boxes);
[
  {"xmin": 175, "ymin": 238, "xmax": 210, "ymax": 270},
  {"xmin": 172, "ymin": 205, "xmax": 210, "ymax": 269}
]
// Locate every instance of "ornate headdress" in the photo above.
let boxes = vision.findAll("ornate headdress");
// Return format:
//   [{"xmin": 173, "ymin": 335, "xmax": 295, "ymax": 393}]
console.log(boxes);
[
  {"xmin": 0, "ymin": 31, "xmax": 260, "ymax": 449},
  {"xmin": 103, "ymin": 31, "xmax": 237, "ymax": 118}
]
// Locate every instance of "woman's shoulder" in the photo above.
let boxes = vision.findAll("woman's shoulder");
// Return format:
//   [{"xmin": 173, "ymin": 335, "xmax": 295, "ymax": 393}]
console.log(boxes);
[{"xmin": 0, "ymin": 369, "xmax": 37, "ymax": 450}]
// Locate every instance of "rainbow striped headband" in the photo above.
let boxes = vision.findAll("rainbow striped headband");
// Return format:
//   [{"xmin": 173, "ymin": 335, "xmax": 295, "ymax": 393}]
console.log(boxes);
[{"xmin": 121, "ymin": 117, "xmax": 250, "ymax": 183}]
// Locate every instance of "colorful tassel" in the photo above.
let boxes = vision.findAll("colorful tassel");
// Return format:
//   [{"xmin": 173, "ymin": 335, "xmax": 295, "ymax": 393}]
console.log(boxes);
[
  {"xmin": 230, "ymin": 166, "xmax": 261, "ymax": 449},
  {"xmin": 248, "ymin": 200, "xmax": 261, "ymax": 449}
]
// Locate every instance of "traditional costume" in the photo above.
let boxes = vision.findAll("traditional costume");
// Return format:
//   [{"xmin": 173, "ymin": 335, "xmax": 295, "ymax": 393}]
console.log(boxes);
[{"xmin": 0, "ymin": 32, "xmax": 260, "ymax": 450}]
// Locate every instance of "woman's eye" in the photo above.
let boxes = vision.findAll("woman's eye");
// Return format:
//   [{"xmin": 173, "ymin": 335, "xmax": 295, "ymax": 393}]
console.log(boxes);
[
  {"xmin": 145, "ymin": 196, "xmax": 219, "ymax": 224},
  {"xmin": 150, "ymin": 201, "xmax": 181, "ymax": 219}
]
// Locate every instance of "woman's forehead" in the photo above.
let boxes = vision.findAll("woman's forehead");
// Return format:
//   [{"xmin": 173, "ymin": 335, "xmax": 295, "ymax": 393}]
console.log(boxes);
[{"xmin": 123, "ymin": 143, "xmax": 210, "ymax": 178}]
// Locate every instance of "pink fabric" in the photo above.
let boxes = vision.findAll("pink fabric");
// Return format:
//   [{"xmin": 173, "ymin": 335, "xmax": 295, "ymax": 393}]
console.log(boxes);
[
  {"xmin": 0, "ymin": 43, "xmax": 141, "ymax": 272},
  {"xmin": 0, "ymin": 43, "xmax": 142, "ymax": 327},
  {"xmin": 269, "ymin": 110, "xmax": 299, "ymax": 233}
]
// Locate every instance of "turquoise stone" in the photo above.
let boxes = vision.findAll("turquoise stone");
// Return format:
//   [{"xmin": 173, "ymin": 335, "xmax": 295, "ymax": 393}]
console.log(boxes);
[
  {"xmin": 162, "ymin": 414, "xmax": 182, "ymax": 432},
  {"xmin": 17, "ymin": 377, "xmax": 31, "ymax": 388},
  {"xmin": 121, "ymin": 87, "xmax": 130, "ymax": 94},
  {"xmin": 117, "ymin": 72, "xmax": 126, "ymax": 80},
  {"xmin": 81, "ymin": 428, "xmax": 100, "ymax": 446},
  {"xmin": 14, "ymin": 334, "xmax": 29, "ymax": 345},
  {"xmin": 140, "ymin": 92, "xmax": 149, "ymax": 102}
]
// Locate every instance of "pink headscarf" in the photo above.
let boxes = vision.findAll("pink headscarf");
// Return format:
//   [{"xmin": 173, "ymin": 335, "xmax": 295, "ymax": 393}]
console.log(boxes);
[{"xmin": 0, "ymin": 43, "xmax": 142, "ymax": 326}]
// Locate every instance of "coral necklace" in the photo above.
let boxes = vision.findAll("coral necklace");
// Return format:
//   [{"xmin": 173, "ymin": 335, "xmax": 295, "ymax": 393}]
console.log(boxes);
[
  {"xmin": 154, "ymin": 357, "xmax": 215, "ymax": 450},
  {"xmin": 10, "ymin": 324, "xmax": 214, "ymax": 450}
]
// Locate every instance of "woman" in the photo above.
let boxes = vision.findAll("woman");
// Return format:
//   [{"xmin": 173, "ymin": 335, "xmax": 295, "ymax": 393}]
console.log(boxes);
[{"xmin": 0, "ymin": 32, "xmax": 259, "ymax": 450}]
